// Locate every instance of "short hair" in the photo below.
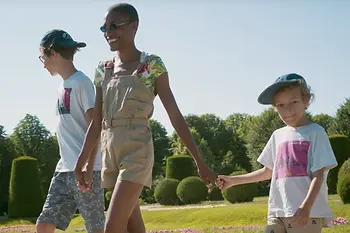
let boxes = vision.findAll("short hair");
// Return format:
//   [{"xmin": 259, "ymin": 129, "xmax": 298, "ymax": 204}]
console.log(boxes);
[
  {"xmin": 43, "ymin": 46, "xmax": 79, "ymax": 61},
  {"xmin": 107, "ymin": 3, "xmax": 139, "ymax": 22},
  {"xmin": 273, "ymin": 81, "xmax": 315, "ymax": 108}
]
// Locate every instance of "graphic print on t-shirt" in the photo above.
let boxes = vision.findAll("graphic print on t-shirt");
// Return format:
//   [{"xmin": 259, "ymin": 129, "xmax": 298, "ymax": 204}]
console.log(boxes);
[
  {"xmin": 275, "ymin": 140, "xmax": 310, "ymax": 180},
  {"xmin": 57, "ymin": 88, "xmax": 72, "ymax": 115}
]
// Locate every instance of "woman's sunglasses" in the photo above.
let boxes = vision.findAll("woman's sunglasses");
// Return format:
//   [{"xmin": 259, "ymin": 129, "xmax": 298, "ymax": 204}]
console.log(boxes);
[{"xmin": 100, "ymin": 21, "xmax": 132, "ymax": 33}]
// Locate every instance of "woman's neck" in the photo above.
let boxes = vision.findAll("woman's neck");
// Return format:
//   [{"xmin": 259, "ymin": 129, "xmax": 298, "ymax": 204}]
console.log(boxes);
[{"xmin": 117, "ymin": 44, "xmax": 140, "ymax": 63}]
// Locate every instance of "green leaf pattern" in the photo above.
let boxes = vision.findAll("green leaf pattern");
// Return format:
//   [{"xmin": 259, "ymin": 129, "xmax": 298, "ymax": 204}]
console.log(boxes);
[
  {"xmin": 93, "ymin": 53, "xmax": 167, "ymax": 93},
  {"xmin": 93, "ymin": 61, "xmax": 105, "ymax": 88}
]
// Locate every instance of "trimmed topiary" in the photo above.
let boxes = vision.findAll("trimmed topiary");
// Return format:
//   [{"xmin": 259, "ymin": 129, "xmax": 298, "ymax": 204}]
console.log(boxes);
[
  {"xmin": 166, "ymin": 155, "xmax": 196, "ymax": 181},
  {"xmin": 208, "ymin": 186, "xmax": 224, "ymax": 201},
  {"xmin": 154, "ymin": 178, "xmax": 181, "ymax": 205},
  {"xmin": 8, "ymin": 156, "xmax": 44, "ymax": 217},
  {"xmin": 222, "ymin": 171, "xmax": 258, "ymax": 204},
  {"xmin": 339, "ymin": 158, "xmax": 350, "ymax": 180},
  {"xmin": 176, "ymin": 176, "xmax": 208, "ymax": 204},
  {"xmin": 327, "ymin": 134, "xmax": 350, "ymax": 194},
  {"xmin": 337, "ymin": 173, "xmax": 350, "ymax": 204}
]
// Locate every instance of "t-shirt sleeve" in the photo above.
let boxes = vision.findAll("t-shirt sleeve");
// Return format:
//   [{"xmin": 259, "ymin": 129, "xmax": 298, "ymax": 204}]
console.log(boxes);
[
  {"xmin": 147, "ymin": 55, "xmax": 167, "ymax": 80},
  {"xmin": 310, "ymin": 129, "xmax": 338, "ymax": 173},
  {"xmin": 94, "ymin": 61, "xmax": 105, "ymax": 88},
  {"xmin": 257, "ymin": 133, "xmax": 275, "ymax": 170},
  {"xmin": 76, "ymin": 77, "xmax": 95, "ymax": 113}
]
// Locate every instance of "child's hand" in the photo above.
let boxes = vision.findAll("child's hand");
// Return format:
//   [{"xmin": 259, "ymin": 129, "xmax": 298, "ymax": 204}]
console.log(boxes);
[
  {"xmin": 215, "ymin": 175, "xmax": 237, "ymax": 190},
  {"xmin": 75, "ymin": 165, "xmax": 93, "ymax": 193},
  {"xmin": 290, "ymin": 205, "xmax": 311, "ymax": 227}
]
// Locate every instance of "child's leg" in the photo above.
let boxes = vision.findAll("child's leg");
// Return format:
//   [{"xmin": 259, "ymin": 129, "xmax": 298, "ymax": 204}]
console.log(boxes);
[
  {"xmin": 73, "ymin": 172, "xmax": 105, "ymax": 233},
  {"xmin": 264, "ymin": 217, "xmax": 287, "ymax": 233},
  {"xmin": 105, "ymin": 180, "xmax": 144, "ymax": 233},
  {"xmin": 36, "ymin": 172, "xmax": 77, "ymax": 233},
  {"xmin": 286, "ymin": 218, "xmax": 322, "ymax": 233}
]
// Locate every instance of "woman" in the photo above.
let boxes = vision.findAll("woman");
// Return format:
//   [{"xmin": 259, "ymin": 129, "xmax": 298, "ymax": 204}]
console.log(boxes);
[{"xmin": 74, "ymin": 3, "xmax": 217, "ymax": 233}]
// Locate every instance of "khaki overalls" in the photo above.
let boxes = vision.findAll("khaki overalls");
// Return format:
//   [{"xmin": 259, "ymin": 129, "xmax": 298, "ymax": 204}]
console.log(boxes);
[{"xmin": 99, "ymin": 56, "xmax": 155, "ymax": 188}]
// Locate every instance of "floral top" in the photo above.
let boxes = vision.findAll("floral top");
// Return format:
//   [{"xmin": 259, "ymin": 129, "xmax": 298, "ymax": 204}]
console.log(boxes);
[{"xmin": 94, "ymin": 52, "xmax": 167, "ymax": 94}]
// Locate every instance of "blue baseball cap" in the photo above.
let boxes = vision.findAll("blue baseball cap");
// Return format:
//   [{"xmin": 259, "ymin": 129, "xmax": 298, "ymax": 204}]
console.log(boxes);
[
  {"xmin": 40, "ymin": 29, "xmax": 86, "ymax": 48},
  {"xmin": 257, "ymin": 73, "xmax": 307, "ymax": 105}
]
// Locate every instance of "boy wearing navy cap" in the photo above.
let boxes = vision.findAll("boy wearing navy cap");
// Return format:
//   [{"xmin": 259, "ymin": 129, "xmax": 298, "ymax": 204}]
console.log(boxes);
[{"xmin": 36, "ymin": 29, "xmax": 105, "ymax": 233}]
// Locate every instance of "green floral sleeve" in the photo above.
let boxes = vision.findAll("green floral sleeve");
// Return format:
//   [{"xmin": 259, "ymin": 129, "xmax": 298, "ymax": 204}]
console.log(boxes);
[
  {"xmin": 148, "ymin": 55, "xmax": 167, "ymax": 80},
  {"xmin": 94, "ymin": 61, "xmax": 105, "ymax": 88}
]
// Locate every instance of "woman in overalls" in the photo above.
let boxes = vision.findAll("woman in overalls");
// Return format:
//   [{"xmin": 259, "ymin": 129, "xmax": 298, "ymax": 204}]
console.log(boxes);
[{"xmin": 74, "ymin": 3, "xmax": 217, "ymax": 233}]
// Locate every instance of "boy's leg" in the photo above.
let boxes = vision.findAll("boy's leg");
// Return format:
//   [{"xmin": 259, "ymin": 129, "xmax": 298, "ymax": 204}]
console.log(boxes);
[
  {"xmin": 36, "ymin": 172, "xmax": 77, "ymax": 233},
  {"xmin": 286, "ymin": 218, "xmax": 322, "ymax": 233},
  {"xmin": 73, "ymin": 171, "xmax": 105, "ymax": 233},
  {"xmin": 264, "ymin": 217, "xmax": 287, "ymax": 233}
]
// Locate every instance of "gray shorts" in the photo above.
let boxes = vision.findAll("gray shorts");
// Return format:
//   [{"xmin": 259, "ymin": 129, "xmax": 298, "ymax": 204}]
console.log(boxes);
[{"xmin": 36, "ymin": 171, "xmax": 105, "ymax": 233}]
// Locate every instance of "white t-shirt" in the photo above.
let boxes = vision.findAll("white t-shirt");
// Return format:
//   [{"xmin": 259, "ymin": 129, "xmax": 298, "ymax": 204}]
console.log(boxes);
[
  {"xmin": 257, "ymin": 123, "xmax": 337, "ymax": 224},
  {"xmin": 55, "ymin": 71, "xmax": 102, "ymax": 172}
]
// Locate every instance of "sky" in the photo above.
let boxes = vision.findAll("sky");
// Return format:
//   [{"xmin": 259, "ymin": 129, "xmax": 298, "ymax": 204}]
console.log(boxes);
[{"xmin": 0, "ymin": 0, "xmax": 349, "ymax": 136}]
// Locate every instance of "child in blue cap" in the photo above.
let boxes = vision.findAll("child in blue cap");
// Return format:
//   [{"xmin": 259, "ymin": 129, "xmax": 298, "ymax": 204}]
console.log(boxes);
[
  {"xmin": 36, "ymin": 29, "xmax": 105, "ymax": 233},
  {"xmin": 216, "ymin": 73, "xmax": 337, "ymax": 233}
]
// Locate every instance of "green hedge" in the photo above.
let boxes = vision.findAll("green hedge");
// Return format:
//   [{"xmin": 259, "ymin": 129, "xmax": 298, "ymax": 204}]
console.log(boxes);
[
  {"xmin": 339, "ymin": 158, "xmax": 350, "ymax": 180},
  {"xmin": 327, "ymin": 134, "xmax": 350, "ymax": 194},
  {"xmin": 208, "ymin": 186, "xmax": 224, "ymax": 201},
  {"xmin": 337, "ymin": 173, "xmax": 350, "ymax": 204},
  {"xmin": 154, "ymin": 178, "xmax": 181, "ymax": 205},
  {"xmin": 166, "ymin": 155, "xmax": 196, "ymax": 181},
  {"xmin": 176, "ymin": 176, "xmax": 208, "ymax": 204},
  {"xmin": 8, "ymin": 156, "xmax": 44, "ymax": 217},
  {"xmin": 222, "ymin": 171, "xmax": 258, "ymax": 204}
]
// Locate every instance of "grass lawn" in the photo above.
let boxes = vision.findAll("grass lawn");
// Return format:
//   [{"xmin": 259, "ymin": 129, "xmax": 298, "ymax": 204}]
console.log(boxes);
[{"xmin": 0, "ymin": 195, "xmax": 349, "ymax": 233}]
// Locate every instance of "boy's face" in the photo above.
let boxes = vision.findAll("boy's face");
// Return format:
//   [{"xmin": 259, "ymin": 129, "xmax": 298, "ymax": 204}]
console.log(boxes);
[
  {"xmin": 39, "ymin": 47, "xmax": 59, "ymax": 76},
  {"xmin": 273, "ymin": 86, "xmax": 309, "ymax": 127}
]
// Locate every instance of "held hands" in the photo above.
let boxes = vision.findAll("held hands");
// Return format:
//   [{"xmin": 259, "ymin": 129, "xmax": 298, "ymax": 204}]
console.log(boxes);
[
  {"xmin": 215, "ymin": 175, "xmax": 238, "ymax": 190},
  {"xmin": 74, "ymin": 161, "xmax": 93, "ymax": 193},
  {"xmin": 196, "ymin": 161, "xmax": 218, "ymax": 192},
  {"xmin": 195, "ymin": 159, "xmax": 239, "ymax": 192}
]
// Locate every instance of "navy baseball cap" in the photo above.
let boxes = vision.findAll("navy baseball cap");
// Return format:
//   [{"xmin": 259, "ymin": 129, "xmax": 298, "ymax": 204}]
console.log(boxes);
[
  {"xmin": 40, "ymin": 29, "xmax": 86, "ymax": 48},
  {"xmin": 257, "ymin": 73, "xmax": 307, "ymax": 105}
]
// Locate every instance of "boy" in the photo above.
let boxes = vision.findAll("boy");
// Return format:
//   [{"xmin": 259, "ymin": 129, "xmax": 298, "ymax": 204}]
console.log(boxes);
[{"xmin": 36, "ymin": 29, "xmax": 105, "ymax": 233}]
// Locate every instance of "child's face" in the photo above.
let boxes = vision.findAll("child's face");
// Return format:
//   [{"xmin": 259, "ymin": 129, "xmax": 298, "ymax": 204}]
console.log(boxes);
[
  {"xmin": 273, "ymin": 86, "xmax": 309, "ymax": 127},
  {"xmin": 39, "ymin": 48, "xmax": 59, "ymax": 76}
]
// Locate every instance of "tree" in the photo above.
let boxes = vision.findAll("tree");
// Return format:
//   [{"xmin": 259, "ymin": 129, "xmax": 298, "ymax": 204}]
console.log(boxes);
[
  {"xmin": 39, "ymin": 136, "xmax": 60, "ymax": 195},
  {"xmin": 10, "ymin": 114, "xmax": 59, "ymax": 196},
  {"xmin": 170, "ymin": 113, "xmax": 250, "ymax": 173},
  {"xmin": 245, "ymin": 108, "xmax": 285, "ymax": 169},
  {"xmin": 171, "ymin": 128, "xmax": 215, "ymax": 169},
  {"xmin": 311, "ymin": 114, "xmax": 335, "ymax": 133},
  {"xmin": 149, "ymin": 120, "xmax": 170, "ymax": 178},
  {"xmin": 11, "ymin": 114, "xmax": 51, "ymax": 158},
  {"xmin": 330, "ymin": 99, "xmax": 350, "ymax": 138},
  {"xmin": 225, "ymin": 113, "xmax": 254, "ymax": 140},
  {"xmin": 0, "ymin": 126, "xmax": 15, "ymax": 215}
]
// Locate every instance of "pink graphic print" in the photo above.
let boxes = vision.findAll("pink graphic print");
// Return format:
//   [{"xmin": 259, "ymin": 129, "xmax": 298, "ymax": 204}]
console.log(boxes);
[
  {"xmin": 63, "ymin": 88, "xmax": 72, "ymax": 110},
  {"xmin": 57, "ymin": 88, "xmax": 72, "ymax": 115},
  {"xmin": 275, "ymin": 140, "xmax": 310, "ymax": 180}
]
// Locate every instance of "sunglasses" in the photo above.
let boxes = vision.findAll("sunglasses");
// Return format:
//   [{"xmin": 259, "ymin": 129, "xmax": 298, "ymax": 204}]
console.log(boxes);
[
  {"xmin": 38, "ymin": 55, "xmax": 45, "ymax": 63},
  {"xmin": 100, "ymin": 21, "xmax": 132, "ymax": 33}
]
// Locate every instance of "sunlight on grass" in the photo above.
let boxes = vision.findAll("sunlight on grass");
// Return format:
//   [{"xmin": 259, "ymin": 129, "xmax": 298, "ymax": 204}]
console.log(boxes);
[{"xmin": 1, "ymin": 195, "xmax": 349, "ymax": 233}]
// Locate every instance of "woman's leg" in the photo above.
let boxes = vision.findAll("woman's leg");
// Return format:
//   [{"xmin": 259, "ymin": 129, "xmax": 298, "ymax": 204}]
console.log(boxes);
[
  {"xmin": 127, "ymin": 203, "xmax": 146, "ymax": 233},
  {"xmin": 105, "ymin": 180, "xmax": 145, "ymax": 233}
]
